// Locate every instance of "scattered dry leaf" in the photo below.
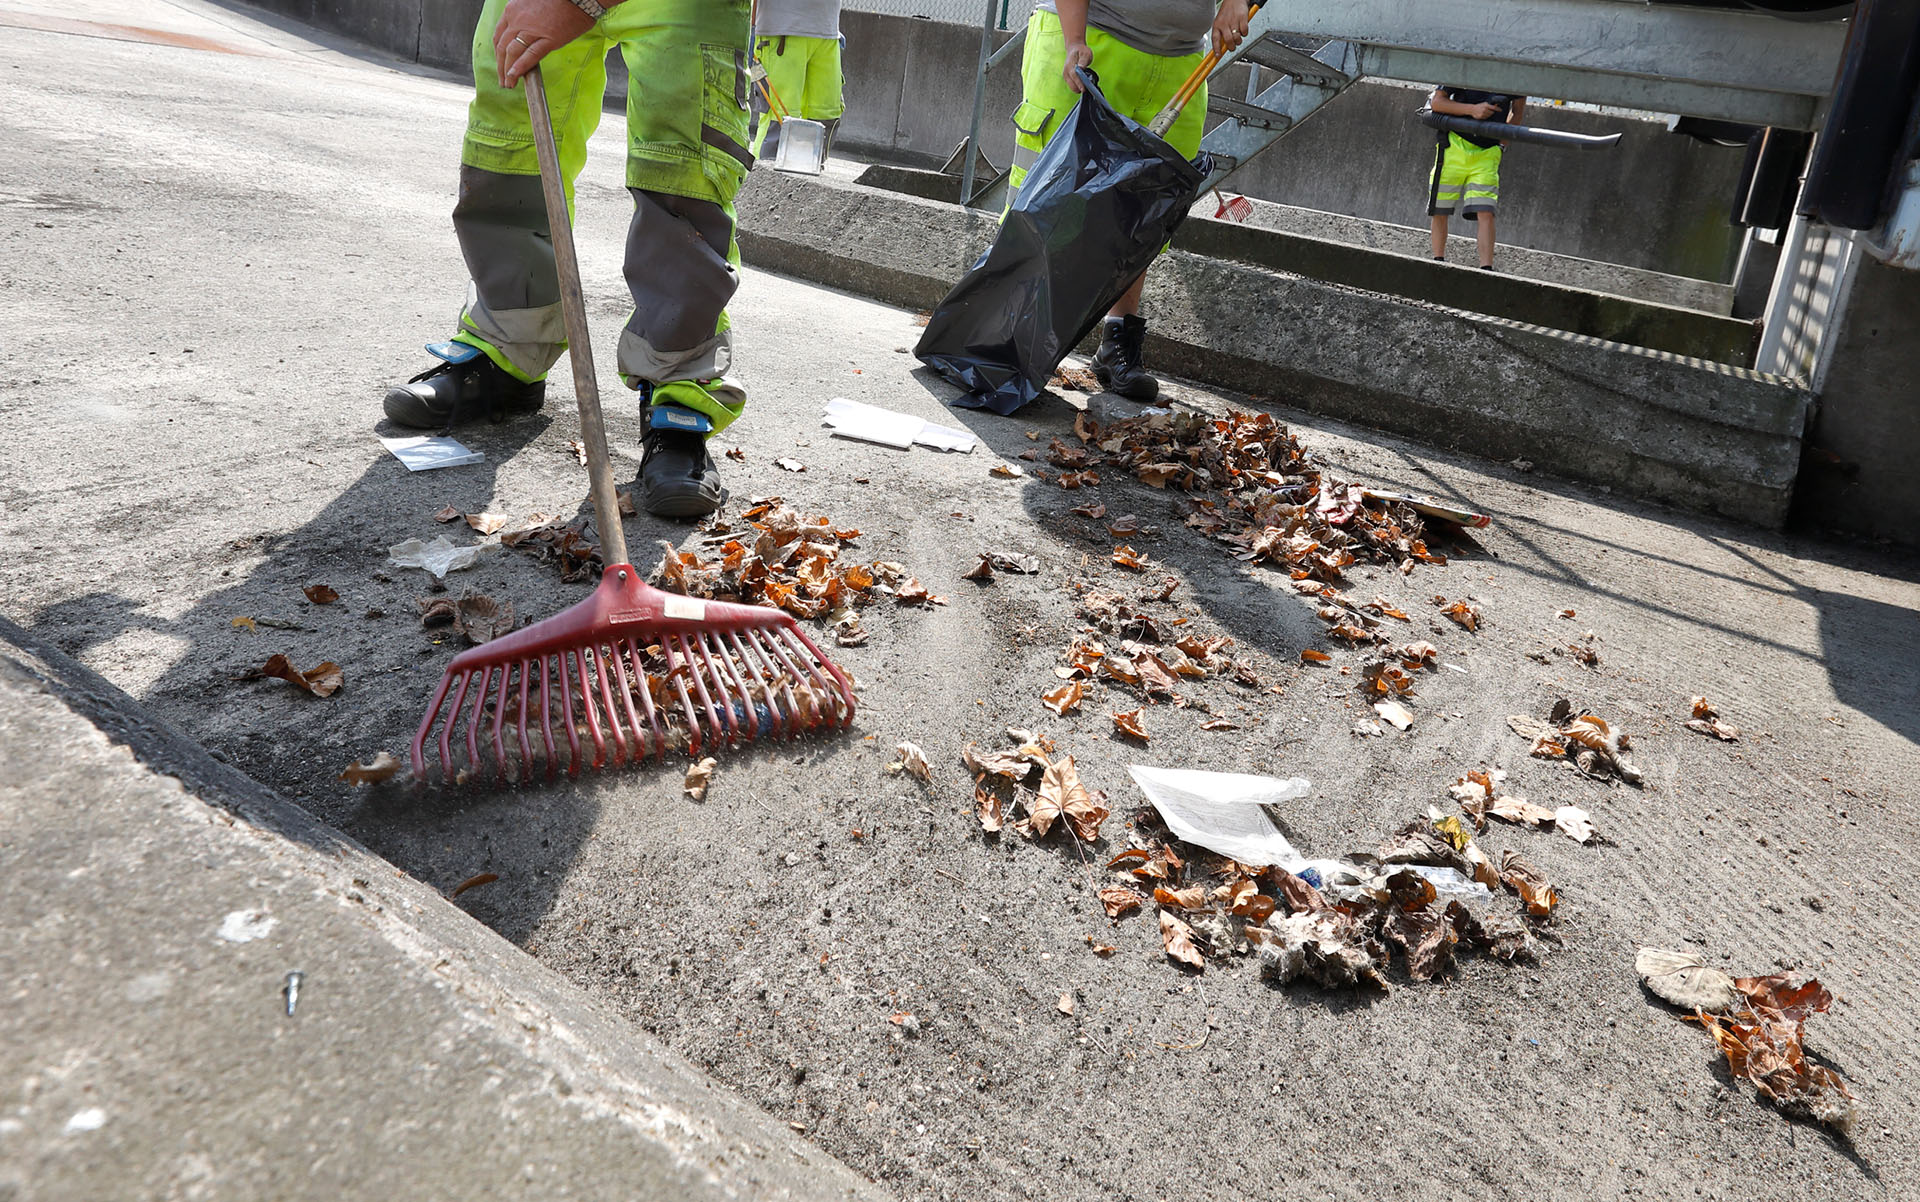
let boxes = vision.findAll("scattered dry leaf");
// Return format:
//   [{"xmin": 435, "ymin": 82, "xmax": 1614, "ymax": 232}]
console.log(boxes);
[
  {"xmin": 1554, "ymin": 805, "xmax": 1597, "ymax": 844},
  {"xmin": 1300, "ymin": 648, "xmax": 1332, "ymax": 664},
  {"xmin": 1690, "ymin": 973, "xmax": 1857, "ymax": 1132},
  {"xmin": 1098, "ymin": 886, "xmax": 1145, "ymax": 918},
  {"xmin": 302, "ymin": 584, "xmax": 339, "ymax": 605},
  {"xmin": 1499, "ymin": 850, "xmax": 1557, "ymax": 916},
  {"xmin": 1160, "ymin": 910, "xmax": 1206, "ymax": 970},
  {"xmin": 1685, "ymin": 696, "xmax": 1742, "ymax": 741},
  {"xmin": 1042, "ymin": 682, "xmax": 1087, "ymax": 716},
  {"xmin": 464, "ymin": 512, "xmax": 510, "ymax": 535},
  {"xmin": 449, "ymin": 872, "xmax": 498, "ymax": 899},
  {"xmin": 339, "ymin": 752, "xmax": 402, "ymax": 785},
  {"xmin": 1153, "ymin": 885, "xmax": 1207, "ymax": 910},
  {"xmin": 1056, "ymin": 992, "xmax": 1075, "ymax": 1016},
  {"xmin": 1373, "ymin": 699, "xmax": 1413, "ymax": 730},
  {"xmin": 1111, "ymin": 709, "xmax": 1149, "ymax": 742},
  {"xmin": 684, "ymin": 756, "xmax": 717, "ymax": 800},
  {"xmin": 775, "ymin": 457, "xmax": 806, "ymax": 473},
  {"xmin": 433, "ymin": 504, "xmax": 463, "ymax": 523},
  {"xmin": 890, "ymin": 741, "xmax": 932, "ymax": 782},
  {"xmin": 230, "ymin": 616, "xmax": 257, "ymax": 633},
  {"xmin": 1199, "ymin": 717, "xmax": 1239, "ymax": 731},
  {"xmin": 257, "ymin": 654, "xmax": 343, "ymax": 699},
  {"xmin": 1636, "ymin": 946, "xmax": 1740, "ymax": 1012},
  {"xmin": 989, "ymin": 463, "xmax": 1024, "ymax": 479}
]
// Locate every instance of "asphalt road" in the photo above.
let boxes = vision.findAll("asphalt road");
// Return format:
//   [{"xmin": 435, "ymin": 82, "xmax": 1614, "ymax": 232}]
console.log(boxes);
[{"xmin": 4, "ymin": 2, "xmax": 1919, "ymax": 1198}]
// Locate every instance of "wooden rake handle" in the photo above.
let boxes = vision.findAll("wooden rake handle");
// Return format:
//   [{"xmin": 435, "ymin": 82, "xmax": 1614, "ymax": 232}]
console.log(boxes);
[{"xmin": 524, "ymin": 65, "xmax": 632, "ymax": 569}]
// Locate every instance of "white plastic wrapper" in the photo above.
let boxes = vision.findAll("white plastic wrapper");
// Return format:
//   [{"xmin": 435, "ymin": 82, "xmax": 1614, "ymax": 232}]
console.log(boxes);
[
  {"xmin": 379, "ymin": 434, "xmax": 484, "ymax": 471},
  {"xmin": 823, "ymin": 397, "xmax": 978, "ymax": 453},
  {"xmin": 1128, "ymin": 765, "xmax": 1488, "ymax": 898},
  {"xmin": 386, "ymin": 535, "xmax": 501, "ymax": 579}
]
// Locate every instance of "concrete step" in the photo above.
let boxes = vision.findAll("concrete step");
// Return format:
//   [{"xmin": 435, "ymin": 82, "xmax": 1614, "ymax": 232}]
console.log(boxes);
[
  {"xmin": 738, "ymin": 168, "xmax": 1810, "ymax": 526},
  {"xmin": 0, "ymin": 617, "xmax": 891, "ymax": 1202}
]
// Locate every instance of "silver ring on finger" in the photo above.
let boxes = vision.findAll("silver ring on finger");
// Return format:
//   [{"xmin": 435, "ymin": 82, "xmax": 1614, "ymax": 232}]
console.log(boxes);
[{"xmin": 511, "ymin": 34, "xmax": 530, "ymax": 48}]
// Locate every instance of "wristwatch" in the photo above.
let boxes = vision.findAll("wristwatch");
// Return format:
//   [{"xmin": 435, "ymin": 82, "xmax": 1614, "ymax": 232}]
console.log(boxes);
[{"xmin": 566, "ymin": 0, "xmax": 607, "ymax": 21}]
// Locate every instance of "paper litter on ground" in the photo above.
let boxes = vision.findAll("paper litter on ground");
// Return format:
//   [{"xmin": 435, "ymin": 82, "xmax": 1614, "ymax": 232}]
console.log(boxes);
[
  {"xmin": 379, "ymin": 434, "xmax": 485, "ymax": 471},
  {"xmin": 387, "ymin": 535, "xmax": 501, "ymax": 579},
  {"xmin": 1128, "ymin": 765, "xmax": 1488, "ymax": 898},
  {"xmin": 823, "ymin": 397, "xmax": 976, "ymax": 453}
]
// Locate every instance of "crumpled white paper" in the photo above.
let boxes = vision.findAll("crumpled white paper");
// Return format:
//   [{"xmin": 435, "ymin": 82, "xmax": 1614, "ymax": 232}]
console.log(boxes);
[
  {"xmin": 1128, "ymin": 765, "xmax": 1488, "ymax": 898},
  {"xmin": 378, "ymin": 434, "xmax": 484, "ymax": 471},
  {"xmin": 823, "ymin": 397, "xmax": 977, "ymax": 453},
  {"xmin": 387, "ymin": 535, "xmax": 501, "ymax": 579}
]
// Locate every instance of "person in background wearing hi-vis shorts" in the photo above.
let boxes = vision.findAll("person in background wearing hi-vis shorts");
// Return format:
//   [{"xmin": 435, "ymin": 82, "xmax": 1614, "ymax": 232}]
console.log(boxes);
[
  {"xmin": 383, "ymin": 0, "xmax": 753, "ymax": 519},
  {"xmin": 1426, "ymin": 84, "xmax": 1526, "ymax": 270},
  {"xmin": 1010, "ymin": 0, "xmax": 1250, "ymax": 401},
  {"xmin": 751, "ymin": 0, "xmax": 845, "ymax": 163}
]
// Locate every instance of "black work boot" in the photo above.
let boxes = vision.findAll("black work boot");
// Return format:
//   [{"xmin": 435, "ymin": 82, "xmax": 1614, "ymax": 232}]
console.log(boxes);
[
  {"xmin": 637, "ymin": 400, "xmax": 724, "ymax": 519},
  {"xmin": 383, "ymin": 342, "xmax": 544, "ymax": 429},
  {"xmin": 1090, "ymin": 315, "xmax": 1159, "ymax": 402}
]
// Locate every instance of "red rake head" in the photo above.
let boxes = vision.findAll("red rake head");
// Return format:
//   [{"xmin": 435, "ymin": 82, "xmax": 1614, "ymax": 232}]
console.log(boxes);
[{"xmin": 410, "ymin": 564, "xmax": 856, "ymax": 784}]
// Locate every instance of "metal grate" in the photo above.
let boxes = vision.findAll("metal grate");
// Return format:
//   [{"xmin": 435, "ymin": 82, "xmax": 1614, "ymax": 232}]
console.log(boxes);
[{"xmin": 841, "ymin": 0, "xmax": 1037, "ymax": 30}]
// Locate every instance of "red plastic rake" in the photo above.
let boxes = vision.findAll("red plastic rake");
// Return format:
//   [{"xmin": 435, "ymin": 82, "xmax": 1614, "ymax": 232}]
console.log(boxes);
[{"xmin": 409, "ymin": 67, "xmax": 855, "ymax": 784}]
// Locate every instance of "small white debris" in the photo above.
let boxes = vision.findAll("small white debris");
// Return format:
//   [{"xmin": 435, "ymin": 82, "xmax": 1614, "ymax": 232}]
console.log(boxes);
[
  {"xmin": 216, "ymin": 910, "xmax": 276, "ymax": 944},
  {"xmin": 64, "ymin": 1108, "xmax": 107, "ymax": 1135}
]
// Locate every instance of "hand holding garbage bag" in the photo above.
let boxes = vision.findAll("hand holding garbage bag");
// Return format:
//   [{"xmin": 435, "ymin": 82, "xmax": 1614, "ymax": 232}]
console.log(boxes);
[{"xmin": 914, "ymin": 68, "xmax": 1207, "ymax": 416}]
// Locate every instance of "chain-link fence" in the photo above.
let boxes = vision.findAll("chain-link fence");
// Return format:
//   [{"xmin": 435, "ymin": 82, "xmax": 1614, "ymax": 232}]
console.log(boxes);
[{"xmin": 843, "ymin": 0, "xmax": 1038, "ymax": 30}]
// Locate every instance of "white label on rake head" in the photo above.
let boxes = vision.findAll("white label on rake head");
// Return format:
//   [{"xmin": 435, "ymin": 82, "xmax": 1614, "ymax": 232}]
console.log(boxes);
[{"xmin": 662, "ymin": 595, "xmax": 708, "ymax": 621}]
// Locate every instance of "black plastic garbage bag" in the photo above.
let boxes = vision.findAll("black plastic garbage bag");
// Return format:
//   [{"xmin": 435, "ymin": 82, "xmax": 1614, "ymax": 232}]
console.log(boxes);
[{"xmin": 915, "ymin": 68, "xmax": 1207, "ymax": 415}]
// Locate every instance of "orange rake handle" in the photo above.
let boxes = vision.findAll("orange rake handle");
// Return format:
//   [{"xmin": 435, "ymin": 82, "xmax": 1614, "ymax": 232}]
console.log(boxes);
[{"xmin": 1146, "ymin": 0, "xmax": 1265, "ymax": 137}]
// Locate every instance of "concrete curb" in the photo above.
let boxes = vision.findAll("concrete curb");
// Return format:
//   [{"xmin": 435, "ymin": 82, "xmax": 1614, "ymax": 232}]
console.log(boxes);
[
  {"xmin": 0, "ymin": 616, "xmax": 888, "ymax": 1202},
  {"xmin": 735, "ymin": 169, "xmax": 1812, "ymax": 526}
]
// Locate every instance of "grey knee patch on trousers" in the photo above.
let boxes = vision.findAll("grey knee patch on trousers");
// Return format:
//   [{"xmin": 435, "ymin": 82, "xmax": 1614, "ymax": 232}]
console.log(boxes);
[{"xmin": 618, "ymin": 188, "xmax": 739, "ymax": 384}]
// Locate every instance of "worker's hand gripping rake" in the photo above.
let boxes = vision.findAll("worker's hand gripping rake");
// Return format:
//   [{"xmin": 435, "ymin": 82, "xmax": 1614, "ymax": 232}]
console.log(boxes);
[{"xmin": 410, "ymin": 66, "xmax": 855, "ymax": 784}]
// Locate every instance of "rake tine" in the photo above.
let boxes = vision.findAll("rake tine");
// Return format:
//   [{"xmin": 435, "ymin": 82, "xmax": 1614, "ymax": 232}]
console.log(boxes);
[
  {"xmin": 723, "ymin": 631, "xmax": 786, "ymax": 741},
  {"xmin": 676, "ymin": 633, "xmax": 735, "ymax": 747},
  {"xmin": 412, "ymin": 670, "xmax": 457, "ymax": 780},
  {"xmin": 572, "ymin": 647, "xmax": 608, "ymax": 770},
  {"xmin": 621, "ymin": 640, "xmax": 668, "ymax": 761},
  {"xmin": 662, "ymin": 639, "xmax": 703, "ymax": 758},
  {"xmin": 782, "ymin": 625, "xmax": 855, "ymax": 726},
  {"xmin": 515, "ymin": 658, "xmax": 535, "ymax": 783},
  {"xmin": 464, "ymin": 665, "xmax": 492, "ymax": 778},
  {"xmin": 537, "ymin": 654, "xmax": 558, "ymax": 781},
  {"xmin": 758, "ymin": 630, "xmax": 823, "ymax": 728},
  {"xmin": 742, "ymin": 629, "xmax": 803, "ymax": 737},
  {"xmin": 558, "ymin": 650, "xmax": 583, "ymax": 777},
  {"xmin": 439, "ymin": 670, "xmax": 474, "ymax": 780},
  {"xmin": 707, "ymin": 632, "xmax": 760, "ymax": 742},
  {"xmin": 489, "ymin": 665, "xmax": 511, "ymax": 784},
  {"xmin": 587, "ymin": 645, "xmax": 632, "ymax": 766},
  {"xmin": 687, "ymin": 633, "xmax": 739, "ymax": 744},
  {"xmin": 609, "ymin": 639, "xmax": 651, "ymax": 761}
]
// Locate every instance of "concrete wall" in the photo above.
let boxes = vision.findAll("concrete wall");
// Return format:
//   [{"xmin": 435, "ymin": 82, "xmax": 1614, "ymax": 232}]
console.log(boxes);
[{"xmin": 1793, "ymin": 255, "xmax": 1920, "ymax": 544}]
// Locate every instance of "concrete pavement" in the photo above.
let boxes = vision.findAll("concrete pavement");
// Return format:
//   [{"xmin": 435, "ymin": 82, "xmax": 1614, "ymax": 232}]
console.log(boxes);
[
  {"xmin": 0, "ymin": 619, "xmax": 888, "ymax": 1200},
  {"xmin": 3, "ymin": 2, "xmax": 1919, "ymax": 1200}
]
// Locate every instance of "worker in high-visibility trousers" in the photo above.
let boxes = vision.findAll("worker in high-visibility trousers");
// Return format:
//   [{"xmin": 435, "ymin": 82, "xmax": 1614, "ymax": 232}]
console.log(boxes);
[
  {"xmin": 384, "ymin": 0, "xmax": 751, "ymax": 519},
  {"xmin": 750, "ymin": 0, "xmax": 846, "ymax": 162},
  {"xmin": 1009, "ymin": 1, "xmax": 1250, "ymax": 401},
  {"xmin": 1426, "ymin": 84, "xmax": 1527, "ymax": 271}
]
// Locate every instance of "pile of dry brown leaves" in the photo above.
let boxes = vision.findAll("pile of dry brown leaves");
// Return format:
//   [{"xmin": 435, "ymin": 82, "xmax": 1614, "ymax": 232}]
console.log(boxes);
[
  {"xmin": 960, "ymin": 729, "xmax": 1557, "ymax": 990},
  {"xmin": 650, "ymin": 498, "xmax": 941, "ymax": 646},
  {"xmin": 1639, "ymin": 948, "xmax": 1857, "ymax": 1132},
  {"xmin": 1059, "ymin": 408, "xmax": 1449, "ymax": 580}
]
